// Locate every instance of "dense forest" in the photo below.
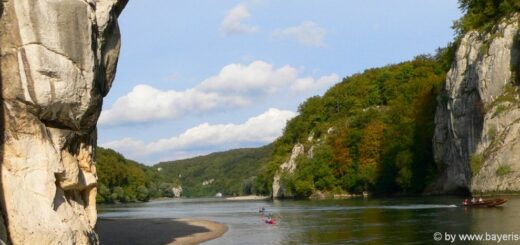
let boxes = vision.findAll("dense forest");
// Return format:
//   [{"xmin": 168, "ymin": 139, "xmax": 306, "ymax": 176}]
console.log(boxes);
[
  {"xmin": 154, "ymin": 145, "xmax": 273, "ymax": 197},
  {"xmin": 96, "ymin": 147, "xmax": 168, "ymax": 203},
  {"xmin": 96, "ymin": 145, "xmax": 273, "ymax": 202},
  {"xmin": 253, "ymin": 54, "xmax": 453, "ymax": 197}
]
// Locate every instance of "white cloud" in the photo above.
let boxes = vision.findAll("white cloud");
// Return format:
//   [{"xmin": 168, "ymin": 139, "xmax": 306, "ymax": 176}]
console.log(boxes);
[
  {"xmin": 273, "ymin": 21, "xmax": 327, "ymax": 47},
  {"xmin": 290, "ymin": 74, "xmax": 339, "ymax": 92},
  {"xmin": 99, "ymin": 85, "xmax": 248, "ymax": 125},
  {"xmin": 220, "ymin": 4, "xmax": 259, "ymax": 35},
  {"xmin": 101, "ymin": 108, "xmax": 297, "ymax": 163},
  {"xmin": 199, "ymin": 60, "xmax": 338, "ymax": 95},
  {"xmin": 199, "ymin": 60, "xmax": 298, "ymax": 95},
  {"xmin": 101, "ymin": 137, "xmax": 146, "ymax": 154},
  {"xmin": 100, "ymin": 60, "xmax": 338, "ymax": 126}
]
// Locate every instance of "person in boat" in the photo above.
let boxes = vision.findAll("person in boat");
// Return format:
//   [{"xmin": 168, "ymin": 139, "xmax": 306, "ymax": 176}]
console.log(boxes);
[
  {"xmin": 265, "ymin": 213, "xmax": 271, "ymax": 222},
  {"xmin": 259, "ymin": 207, "xmax": 266, "ymax": 213},
  {"xmin": 265, "ymin": 213, "xmax": 276, "ymax": 224},
  {"xmin": 471, "ymin": 197, "xmax": 476, "ymax": 203},
  {"xmin": 478, "ymin": 197, "xmax": 483, "ymax": 203},
  {"xmin": 463, "ymin": 199, "xmax": 469, "ymax": 205}
]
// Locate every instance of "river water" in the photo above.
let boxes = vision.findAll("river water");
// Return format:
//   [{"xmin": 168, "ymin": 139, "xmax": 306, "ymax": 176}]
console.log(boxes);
[{"xmin": 99, "ymin": 196, "xmax": 520, "ymax": 244}]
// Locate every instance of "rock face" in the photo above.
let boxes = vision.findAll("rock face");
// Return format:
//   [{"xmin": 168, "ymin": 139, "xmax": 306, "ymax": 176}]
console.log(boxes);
[
  {"xmin": 172, "ymin": 186, "xmax": 183, "ymax": 198},
  {"xmin": 0, "ymin": 0, "xmax": 127, "ymax": 244},
  {"xmin": 272, "ymin": 143, "xmax": 304, "ymax": 198},
  {"xmin": 433, "ymin": 15, "xmax": 520, "ymax": 193}
]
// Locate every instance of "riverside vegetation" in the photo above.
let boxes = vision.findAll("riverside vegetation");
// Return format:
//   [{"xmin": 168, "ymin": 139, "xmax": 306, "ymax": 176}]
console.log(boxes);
[
  {"xmin": 96, "ymin": 147, "xmax": 162, "ymax": 203},
  {"xmin": 154, "ymin": 145, "xmax": 273, "ymax": 197},
  {"xmin": 96, "ymin": 0, "xmax": 520, "ymax": 202},
  {"xmin": 96, "ymin": 146, "xmax": 273, "ymax": 202},
  {"xmin": 255, "ymin": 55, "xmax": 451, "ymax": 197}
]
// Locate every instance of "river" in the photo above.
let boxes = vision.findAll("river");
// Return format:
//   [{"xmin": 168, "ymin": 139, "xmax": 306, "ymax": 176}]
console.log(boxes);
[{"xmin": 99, "ymin": 196, "xmax": 520, "ymax": 244}]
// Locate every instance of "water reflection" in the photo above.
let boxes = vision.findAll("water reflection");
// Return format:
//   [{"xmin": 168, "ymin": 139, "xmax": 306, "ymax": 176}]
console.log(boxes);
[{"xmin": 99, "ymin": 196, "xmax": 520, "ymax": 244}]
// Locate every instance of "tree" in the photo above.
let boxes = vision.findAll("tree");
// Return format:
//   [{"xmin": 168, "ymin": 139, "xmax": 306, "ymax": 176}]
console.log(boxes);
[
  {"xmin": 97, "ymin": 184, "xmax": 112, "ymax": 203},
  {"xmin": 136, "ymin": 185, "xmax": 150, "ymax": 201},
  {"xmin": 358, "ymin": 120, "xmax": 385, "ymax": 190},
  {"xmin": 111, "ymin": 187, "xmax": 124, "ymax": 202},
  {"xmin": 159, "ymin": 183, "xmax": 174, "ymax": 197},
  {"xmin": 395, "ymin": 150, "xmax": 413, "ymax": 190},
  {"xmin": 455, "ymin": 0, "xmax": 520, "ymax": 34}
]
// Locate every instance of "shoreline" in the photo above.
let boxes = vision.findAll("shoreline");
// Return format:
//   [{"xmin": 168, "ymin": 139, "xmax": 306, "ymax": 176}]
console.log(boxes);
[
  {"xmin": 97, "ymin": 218, "xmax": 227, "ymax": 245},
  {"xmin": 171, "ymin": 219, "xmax": 228, "ymax": 244},
  {"xmin": 225, "ymin": 195, "xmax": 269, "ymax": 200}
]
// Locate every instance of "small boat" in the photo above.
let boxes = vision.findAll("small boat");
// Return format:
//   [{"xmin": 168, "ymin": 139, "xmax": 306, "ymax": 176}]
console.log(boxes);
[
  {"xmin": 462, "ymin": 198, "xmax": 508, "ymax": 207},
  {"xmin": 265, "ymin": 218, "xmax": 276, "ymax": 225}
]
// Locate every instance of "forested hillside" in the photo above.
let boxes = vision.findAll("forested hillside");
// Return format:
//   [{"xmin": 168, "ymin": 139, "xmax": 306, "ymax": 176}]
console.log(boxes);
[
  {"xmin": 252, "ymin": 0, "xmax": 520, "ymax": 198},
  {"xmin": 254, "ymin": 53, "xmax": 454, "ymax": 197},
  {"xmin": 154, "ymin": 145, "xmax": 273, "ymax": 197},
  {"xmin": 96, "ymin": 145, "xmax": 273, "ymax": 201},
  {"xmin": 96, "ymin": 147, "xmax": 165, "ymax": 203}
]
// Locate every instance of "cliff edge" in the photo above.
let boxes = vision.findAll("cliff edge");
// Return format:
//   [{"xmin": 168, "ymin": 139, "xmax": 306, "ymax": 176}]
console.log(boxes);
[
  {"xmin": 0, "ymin": 0, "xmax": 127, "ymax": 244},
  {"xmin": 432, "ymin": 14, "xmax": 520, "ymax": 194}
]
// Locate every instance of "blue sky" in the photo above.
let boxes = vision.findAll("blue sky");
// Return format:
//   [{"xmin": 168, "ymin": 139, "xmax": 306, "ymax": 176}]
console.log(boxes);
[{"xmin": 99, "ymin": 0, "xmax": 462, "ymax": 164}]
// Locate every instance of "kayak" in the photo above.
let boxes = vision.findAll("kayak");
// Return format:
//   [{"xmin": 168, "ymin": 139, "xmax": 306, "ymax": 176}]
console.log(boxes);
[
  {"xmin": 462, "ymin": 199, "xmax": 507, "ymax": 207},
  {"xmin": 265, "ymin": 219, "xmax": 276, "ymax": 225}
]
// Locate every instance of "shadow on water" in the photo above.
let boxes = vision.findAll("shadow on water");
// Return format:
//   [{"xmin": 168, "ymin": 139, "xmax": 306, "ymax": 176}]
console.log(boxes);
[{"xmin": 96, "ymin": 218, "xmax": 209, "ymax": 245}]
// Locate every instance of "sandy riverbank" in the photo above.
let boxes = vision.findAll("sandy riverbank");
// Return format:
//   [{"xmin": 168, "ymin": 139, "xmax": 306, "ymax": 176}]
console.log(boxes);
[
  {"xmin": 97, "ymin": 218, "xmax": 227, "ymax": 245},
  {"xmin": 225, "ymin": 195, "xmax": 269, "ymax": 200}
]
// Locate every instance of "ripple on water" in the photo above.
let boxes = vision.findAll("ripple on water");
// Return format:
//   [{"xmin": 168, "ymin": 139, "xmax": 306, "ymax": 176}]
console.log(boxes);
[{"xmin": 99, "ymin": 197, "xmax": 520, "ymax": 245}]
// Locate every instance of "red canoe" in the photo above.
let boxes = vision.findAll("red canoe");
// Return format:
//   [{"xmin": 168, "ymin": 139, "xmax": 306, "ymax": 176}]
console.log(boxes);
[
  {"xmin": 265, "ymin": 219, "xmax": 276, "ymax": 225},
  {"xmin": 462, "ymin": 199, "xmax": 508, "ymax": 207}
]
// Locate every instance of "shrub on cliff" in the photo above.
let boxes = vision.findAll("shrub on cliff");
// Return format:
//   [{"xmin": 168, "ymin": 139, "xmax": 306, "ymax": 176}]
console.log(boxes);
[{"xmin": 455, "ymin": 0, "xmax": 520, "ymax": 34}]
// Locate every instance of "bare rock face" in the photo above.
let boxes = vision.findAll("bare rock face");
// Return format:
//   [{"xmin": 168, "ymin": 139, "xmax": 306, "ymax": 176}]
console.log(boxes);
[
  {"xmin": 272, "ymin": 143, "xmax": 304, "ymax": 198},
  {"xmin": 172, "ymin": 186, "xmax": 183, "ymax": 198},
  {"xmin": 0, "ymin": 0, "xmax": 127, "ymax": 244},
  {"xmin": 432, "ymin": 15, "xmax": 520, "ymax": 194}
]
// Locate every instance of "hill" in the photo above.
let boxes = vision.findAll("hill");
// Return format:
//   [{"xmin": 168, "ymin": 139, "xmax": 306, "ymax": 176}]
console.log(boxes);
[
  {"xmin": 96, "ymin": 147, "xmax": 164, "ymax": 203},
  {"xmin": 252, "ymin": 0, "xmax": 520, "ymax": 198},
  {"xmin": 254, "ymin": 54, "xmax": 453, "ymax": 197},
  {"xmin": 154, "ymin": 144, "xmax": 273, "ymax": 197}
]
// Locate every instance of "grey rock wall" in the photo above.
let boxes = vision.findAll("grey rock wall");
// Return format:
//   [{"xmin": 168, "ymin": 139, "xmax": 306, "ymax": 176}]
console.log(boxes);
[
  {"xmin": 0, "ymin": 0, "xmax": 127, "ymax": 244},
  {"xmin": 432, "ymin": 15, "xmax": 520, "ymax": 194}
]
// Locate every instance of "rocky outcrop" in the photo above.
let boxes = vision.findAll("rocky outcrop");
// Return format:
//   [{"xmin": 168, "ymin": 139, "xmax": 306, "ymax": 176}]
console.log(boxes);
[
  {"xmin": 172, "ymin": 186, "xmax": 183, "ymax": 198},
  {"xmin": 202, "ymin": 179, "xmax": 214, "ymax": 186},
  {"xmin": 432, "ymin": 15, "xmax": 520, "ymax": 193},
  {"xmin": 272, "ymin": 143, "xmax": 304, "ymax": 198},
  {"xmin": 0, "ymin": 0, "xmax": 127, "ymax": 244}
]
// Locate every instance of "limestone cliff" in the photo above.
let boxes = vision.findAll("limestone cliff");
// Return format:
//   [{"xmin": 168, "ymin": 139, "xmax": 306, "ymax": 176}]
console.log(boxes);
[
  {"xmin": 0, "ymin": 0, "xmax": 127, "ymax": 244},
  {"xmin": 432, "ymin": 15, "xmax": 520, "ymax": 194},
  {"xmin": 272, "ymin": 143, "xmax": 304, "ymax": 198}
]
